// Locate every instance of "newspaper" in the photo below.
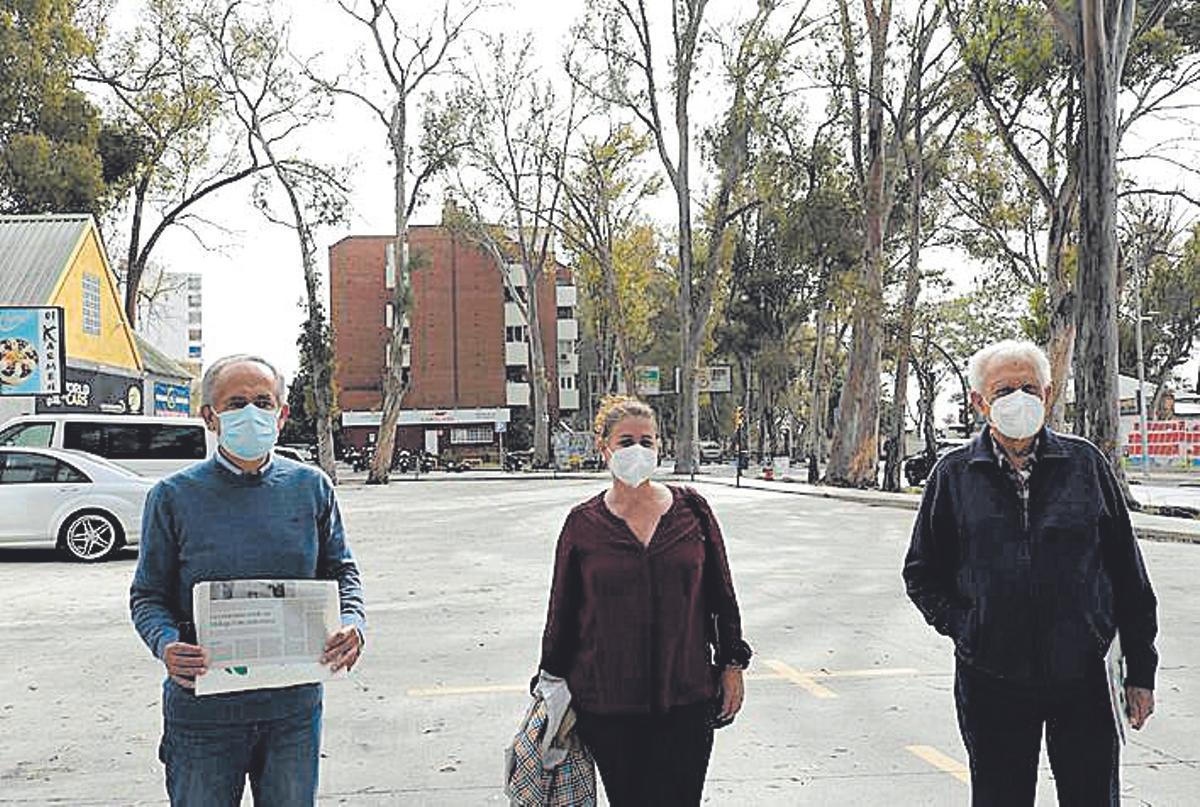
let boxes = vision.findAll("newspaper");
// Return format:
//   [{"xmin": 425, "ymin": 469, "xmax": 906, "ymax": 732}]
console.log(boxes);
[
  {"xmin": 192, "ymin": 579, "xmax": 345, "ymax": 697},
  {"xmin": 1105, "ymin": 633, "xmax": 1130, "ymax": 745}
]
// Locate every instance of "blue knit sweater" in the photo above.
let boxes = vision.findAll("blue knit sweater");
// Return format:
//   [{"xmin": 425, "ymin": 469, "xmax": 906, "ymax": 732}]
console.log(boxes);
[{"xmin": 130, "ymin": 454, "xmax": 366, "ymax": 724}]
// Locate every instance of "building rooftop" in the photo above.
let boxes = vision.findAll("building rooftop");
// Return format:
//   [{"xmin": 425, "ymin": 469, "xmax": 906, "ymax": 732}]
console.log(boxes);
[{"xmin": 0, "ymin": 214, "xmax": 94, "ymax": 305}]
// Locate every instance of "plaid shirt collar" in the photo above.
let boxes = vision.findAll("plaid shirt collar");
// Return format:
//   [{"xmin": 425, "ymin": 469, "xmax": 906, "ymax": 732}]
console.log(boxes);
[{"xmin": 988, "ymin": 429, "xmax": 1039, "ymax": 487}]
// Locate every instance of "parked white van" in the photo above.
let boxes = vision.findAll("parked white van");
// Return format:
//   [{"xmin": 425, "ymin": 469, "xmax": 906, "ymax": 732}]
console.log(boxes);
[{"xmin": 0, "ymin": 414, "xmax": 215, "ymax": 478}]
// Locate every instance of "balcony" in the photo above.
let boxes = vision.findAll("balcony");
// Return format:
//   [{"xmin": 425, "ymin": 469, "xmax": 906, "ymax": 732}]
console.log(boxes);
[
  {"xmin": 504, "ymin": 302, "xmax": 526, "ymax": 327},
  {"xmin": 556, "ymin": 285, "xmax": 577, "ymax": 308},
  {"xmin": 505, "ymin": 342, "xmax": 529, "ymax": 366},
  {"xmin": 557, "ymin": 352, "xmax": 579, "ymax": 375},
  {"xmin": 557, "ymin": 319, "xmax": 578, "ymax": 341},
  {"xmin": 559, "ymin": 388, "xmax": 580, "ymax": 411},
  {"xmin": 506, "ymin": 382, "xmax": 531, "ymax": 406}
]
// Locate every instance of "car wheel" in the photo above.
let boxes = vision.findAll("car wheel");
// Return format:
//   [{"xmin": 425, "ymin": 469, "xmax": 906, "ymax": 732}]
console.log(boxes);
[{"xmin": 59, "ymin": 510, "xmax": 123, "ymax": 562}]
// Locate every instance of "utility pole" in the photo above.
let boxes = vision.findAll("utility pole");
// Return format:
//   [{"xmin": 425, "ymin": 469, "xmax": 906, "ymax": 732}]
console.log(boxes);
[{"xmin": 1134, "ymin": 238, "xmax": 1152, "ymax": 480}]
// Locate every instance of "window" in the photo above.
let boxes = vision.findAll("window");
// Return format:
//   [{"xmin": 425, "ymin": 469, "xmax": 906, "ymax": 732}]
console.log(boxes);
[
  {"xmin": 557, "ymin": 340, "xmax": 576, "ymax": 358},
  {"xmin": 557, "ymin": 306, "xmax": 574, "ymax": 320},
  {"xmin": 451, "ymin": 426, "xmax": 493, "ymax": 444},
  {"xmin": 385, "ymin": 243, "xmax": 396, "ymax": 289},
  {"xmin": 62, "ymin": 423, "xmax": 207, "ymax": 460},
  {"xmin": 505, "ymin": 325, "xmax": 528, "ymax": 343},
  {"xmin": 506, "ymin": 366, "xmax": 527, "ymax": 383},
  {"xmin": 559, "ymin": 375, "xmax": 576, "ymax": 391},
  {"xmin": 385, "ymin": 302, "xmax": 394, "ymax": 328},
  {"xmin": 504, "ymin": 286, "xmax": 528, "ymax": 303},
  {"xmin": 187, "ymin": 310, "xmax": 202, "ymax": 325},
  {"xmin": 0, "ymin": 452, "xmax": 88, "ymax": 484},
  {"xmin": 0, "ymin": 422, "xmax": 54, "ymax": 447},
  {"xmin": 187, "ymin": 275, "xmax": 202, "ymax": 292},
  {"xmin": 144, "ymin": 426, "xmax": 208, "ymax": 459},
  {"xmin": 401, "ymin": 326, "xmax": 410, "ymax": 345},
  {"xmin": 187, "ymin": 294, "xmax": 202, "ymax": 308},
  {"xmin": 82, "ymin": 273, "xmax": 102, "ymax": 335},
  {"xmin": 188, "ymin": 328, "xmax": 203, "ymax": 342}
]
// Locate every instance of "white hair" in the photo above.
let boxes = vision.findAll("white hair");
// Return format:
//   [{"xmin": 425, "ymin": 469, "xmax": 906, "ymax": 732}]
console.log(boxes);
[
  {"xmin": 201, "ymin": 354, "xmax": 286, "ymax": 407},
  {"xmin": 967, "ymin": 340, "xmax": 1052, "ymax": 393}
]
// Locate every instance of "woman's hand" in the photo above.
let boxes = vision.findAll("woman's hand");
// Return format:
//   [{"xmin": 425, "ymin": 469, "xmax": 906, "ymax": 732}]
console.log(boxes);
[{"xmin": 717, "ymin": 667, "xmax": 745, "ymax": 722}]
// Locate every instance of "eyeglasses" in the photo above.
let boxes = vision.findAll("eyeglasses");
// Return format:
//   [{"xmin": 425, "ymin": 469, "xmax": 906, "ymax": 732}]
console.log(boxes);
[{"xmin": 991, "ymin": 384, "xmax": 1041, "ymax": 401}]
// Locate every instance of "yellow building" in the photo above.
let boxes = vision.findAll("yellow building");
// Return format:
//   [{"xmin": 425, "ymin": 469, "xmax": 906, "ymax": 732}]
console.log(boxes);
[{"xmin": 0, "ymin": 214, "xmax": 145, "ymax": 419}]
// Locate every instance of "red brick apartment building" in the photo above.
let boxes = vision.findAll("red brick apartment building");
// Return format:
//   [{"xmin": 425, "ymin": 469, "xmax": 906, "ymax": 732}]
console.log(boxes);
[{"xmin": 329, "ymin": 225, "xmax": 580, "ymax": 458}]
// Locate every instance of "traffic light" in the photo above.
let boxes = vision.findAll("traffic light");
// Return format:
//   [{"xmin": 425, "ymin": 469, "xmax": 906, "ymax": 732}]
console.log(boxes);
[{"xmin": 733, "ymin": 405, "xmax": 745, "ymax": 430}]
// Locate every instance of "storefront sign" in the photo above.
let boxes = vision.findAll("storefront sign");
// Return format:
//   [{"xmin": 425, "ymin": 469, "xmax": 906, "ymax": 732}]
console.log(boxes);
[
  {"xmin": 0, "ymin": 307, "xmax": 66, "ymax": 395},
  {"xmin": 36, "ymin": 366, "xmax": 145, "ymax": 414},
  {"xmin": 154, "ymin": 382, "xmax": 192, "ymax": 416}
]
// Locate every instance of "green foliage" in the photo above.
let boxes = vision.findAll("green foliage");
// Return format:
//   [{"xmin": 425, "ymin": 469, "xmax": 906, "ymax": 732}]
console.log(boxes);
[
  {"xmin": 0, "ymin": 0, "xmax": 133, "ymax": 213},
  {"xmin": 1118, "ymin": 221, "xmax": 1200, "ymax": 388}
]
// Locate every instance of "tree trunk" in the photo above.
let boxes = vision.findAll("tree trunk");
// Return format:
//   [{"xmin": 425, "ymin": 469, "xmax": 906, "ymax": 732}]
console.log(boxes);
[
  {"xmin": 829, "ymin": 0, "xmax": 891, "ymax": 488},
  {"xmin": 1074, "ymin": 0, "xmax": 1129, "ymax": 473},
  {"xmin": 674, "ymin": 152, "xmax": 698, "ymax": 474},
  {"xmin": 123, "ymin": 176, "xmax": 151, "ymax": 330},
  {"xmin": 807, "ymin": 301, "xmax": 828, "ymax": 482},
  {"xmin": 599, "ymin": 240, "xmax": 638, "ymax": 395},
  {"xmin": 369, "ymin": 105, "xmax": 412, "ymax": 484},
  {"xmin": 527, "ymin": 266, "xmax": 552, "ymax": 466},
  {"xmin": 1044, "ymin": 204, "xmax": 1076, "ymax": 429}
]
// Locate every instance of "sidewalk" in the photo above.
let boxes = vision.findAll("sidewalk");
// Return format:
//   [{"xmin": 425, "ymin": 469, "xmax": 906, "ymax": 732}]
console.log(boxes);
[
  {"xmin": 332, "ymin": 465, "xmax": 1200, "ymax": 544},
  {"xmin": 684, "ymin": 473, "xmax": 1200, "ymax": 545}
]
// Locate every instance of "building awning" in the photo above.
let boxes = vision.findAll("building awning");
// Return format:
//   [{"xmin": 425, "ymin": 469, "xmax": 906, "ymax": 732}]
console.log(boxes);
[{"xmin": 342, "ymin": 408, "xmax": 511, "ymax": 427}]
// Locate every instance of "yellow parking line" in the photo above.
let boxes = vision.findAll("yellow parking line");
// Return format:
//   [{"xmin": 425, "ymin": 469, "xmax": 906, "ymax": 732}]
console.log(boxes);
[
  {"xmin": 407, "ymin": 684, "xmax": 527, "ymax": 697},
  {"xmin": 905, "ymin": 745, "xmax": 969, "ymax": 784},
  {"xmin": 406, "ymin": 665, "xmax": 920, "ymax": 698},
  {"xmin": 819, "ymin": 667, "xmax": 920, "ymax": 679},
  {"xmin": 762, "ymin": 659, "xmax": 838, "ymax": 698}
]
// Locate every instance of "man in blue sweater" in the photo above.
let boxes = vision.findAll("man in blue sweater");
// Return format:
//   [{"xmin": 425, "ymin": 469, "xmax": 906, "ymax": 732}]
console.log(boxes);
[{"xmin": 131, "ymin": 354, "xmax": 365, "ymax": 807}]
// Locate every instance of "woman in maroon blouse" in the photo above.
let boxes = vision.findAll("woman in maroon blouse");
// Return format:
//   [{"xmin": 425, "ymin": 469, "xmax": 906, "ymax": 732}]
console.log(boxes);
[{"xmin": 539, "ymin": 395, "xmax": 752, "ymax": 806}]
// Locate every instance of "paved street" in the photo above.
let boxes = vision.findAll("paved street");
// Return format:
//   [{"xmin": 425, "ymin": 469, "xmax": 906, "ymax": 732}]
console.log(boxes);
[{"xmin": 1, "ymin": 478, "xmax": 1198, "ymax": 805}]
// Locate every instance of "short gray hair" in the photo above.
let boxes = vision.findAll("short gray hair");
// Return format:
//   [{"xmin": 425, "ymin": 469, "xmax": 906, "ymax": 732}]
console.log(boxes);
[
  {"xmin": 201, "ymin": 354, "xmax": 286, "ymax": 407},
  {"xmin": 968, "ymin": 340, "xmax": 1052, "ymax": 393}
]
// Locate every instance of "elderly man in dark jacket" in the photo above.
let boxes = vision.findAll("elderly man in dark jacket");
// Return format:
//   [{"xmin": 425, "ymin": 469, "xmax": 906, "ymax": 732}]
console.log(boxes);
[{"xmin": 903, "ymin": 339, "xmax": 1158, "ymax": 807}]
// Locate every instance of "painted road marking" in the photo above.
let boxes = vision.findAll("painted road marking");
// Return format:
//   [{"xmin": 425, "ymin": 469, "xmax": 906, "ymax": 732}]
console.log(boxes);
[
  {"xmin": 906, "ymin": 745, "xmax": 970, "ymax": 784},
  {"xmin": 761, "ymin": 659, "xmax": 838, "ymax": 698},
  {"xmin": 406, "ymin": 664, "xmax": 922, "ymax": 698}
]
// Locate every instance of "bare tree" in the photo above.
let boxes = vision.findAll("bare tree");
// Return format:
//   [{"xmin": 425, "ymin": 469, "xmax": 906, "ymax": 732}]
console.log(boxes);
[
  {"xmin": 574, "ymin": 0, "xmax": 810, "ymax": 473},
  {"xmin": 1044, "ymin": 0, "xmax": 1172, "ymax": 470},
  {"xmin": 882, "ymin": 4, "xmax": 971, "ymax": 491},
  {"xmin": 327, "ymin": 0, "xmax": 481, "ymax": 484},
  {"xmin": 80, "ymin": 0, "xmax": 269, "ymax": 329},
  {"xmin": 826, "ymin": 0, "xmax": 901, "ymax": 488},
  {"xmin": 201, "ymin": 0, "xmax": 348, "ymax": 482},
  {"xmin": 450, "ymin": 35, "xmax": 577, "ymax": 466},
  {"xmin": 556, "ymin": 124, "xmax": 662, "ymax": 393}
]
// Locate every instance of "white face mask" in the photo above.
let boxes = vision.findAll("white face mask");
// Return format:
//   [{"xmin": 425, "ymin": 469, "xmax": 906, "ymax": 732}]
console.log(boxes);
[
  {"xmin": 988, "ymin": 390, "xmax": 1045, "ymax": 440},
  {"xmin": 608, "ymin": 445, "xmax": 658, "ymax": 488}
]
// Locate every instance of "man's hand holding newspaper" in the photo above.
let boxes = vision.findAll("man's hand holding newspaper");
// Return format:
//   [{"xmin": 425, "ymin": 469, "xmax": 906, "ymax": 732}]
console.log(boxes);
[{"xmin": 170, "ymin": 579, "xmax": 359, "ymax": 696}]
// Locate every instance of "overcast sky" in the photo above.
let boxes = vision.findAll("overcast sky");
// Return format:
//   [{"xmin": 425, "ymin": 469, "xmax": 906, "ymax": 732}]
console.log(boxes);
[{"xmin": 107, "ymin": 0, "xmax": 1200, "ymax": 406}]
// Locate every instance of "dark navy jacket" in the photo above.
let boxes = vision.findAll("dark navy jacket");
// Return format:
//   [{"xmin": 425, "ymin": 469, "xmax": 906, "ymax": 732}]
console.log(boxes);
[{"xmin": 903, "ymin": 427, "xmax": 1158, "ymax": 689}]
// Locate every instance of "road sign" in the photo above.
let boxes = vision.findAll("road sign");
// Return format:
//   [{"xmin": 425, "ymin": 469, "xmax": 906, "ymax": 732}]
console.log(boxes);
[{"xmin": 635, "ymin": 366, "xmax": 661, "ymax": 396}]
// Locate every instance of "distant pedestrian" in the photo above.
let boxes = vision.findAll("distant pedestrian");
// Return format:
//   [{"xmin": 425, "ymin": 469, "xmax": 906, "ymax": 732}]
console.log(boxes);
[
  {"xmin": 538, "ymin": 395, "xmax": 752, "ymax": 806},
  {"xmin": 903, "ymin": 339, "xmax": 1158, "ymax": 806},
  {"xmin": 130, "ymin": 354, "xmax": 365, "ymax": 806}
]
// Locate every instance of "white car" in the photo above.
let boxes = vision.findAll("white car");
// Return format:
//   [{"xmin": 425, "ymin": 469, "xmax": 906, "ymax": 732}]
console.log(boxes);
[{"xmin": 0, "ymin": 447, "xmax": 155, "ymax": 562}]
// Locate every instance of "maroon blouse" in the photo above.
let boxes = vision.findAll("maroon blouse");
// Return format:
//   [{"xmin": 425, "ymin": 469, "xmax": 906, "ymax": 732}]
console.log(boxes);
[{"xmin": 539, "ymin": 485, "xmax": 751, "ymax": 715}]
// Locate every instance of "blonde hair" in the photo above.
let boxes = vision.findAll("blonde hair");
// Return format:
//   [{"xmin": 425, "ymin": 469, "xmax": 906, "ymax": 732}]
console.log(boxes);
[{"xmin": 593, "ymin": 395, "xmax": 657, "ymax": 443}]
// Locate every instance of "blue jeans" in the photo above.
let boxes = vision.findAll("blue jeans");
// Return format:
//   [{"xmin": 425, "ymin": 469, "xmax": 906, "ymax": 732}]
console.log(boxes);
[{"xmin": 159, "ymin": 703, "xmax": 322, "ymax": 807}]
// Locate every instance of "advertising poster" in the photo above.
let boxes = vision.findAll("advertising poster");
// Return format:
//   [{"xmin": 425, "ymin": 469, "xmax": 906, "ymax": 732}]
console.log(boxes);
[{"xmin": 0, "ymin": 307, "xmax": 66, "ymax": 396}]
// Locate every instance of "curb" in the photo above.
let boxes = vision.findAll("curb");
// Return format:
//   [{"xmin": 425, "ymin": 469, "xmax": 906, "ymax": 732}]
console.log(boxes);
[{"xmin": 684, "ymin": 475, "xmax": 1200, "ymax": 546}]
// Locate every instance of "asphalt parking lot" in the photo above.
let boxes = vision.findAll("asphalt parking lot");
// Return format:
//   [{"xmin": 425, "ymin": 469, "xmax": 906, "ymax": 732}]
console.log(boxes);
[{"xmin": 1, "ymin": 477, "xmax": 1197, "ymax": 805}]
